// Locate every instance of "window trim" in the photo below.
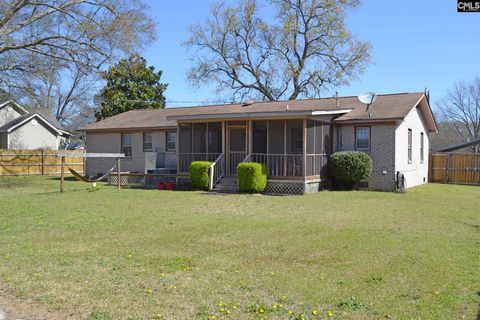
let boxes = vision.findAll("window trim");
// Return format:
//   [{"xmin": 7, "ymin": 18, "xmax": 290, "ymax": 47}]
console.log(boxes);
[
  {"xmin": 121, "ymin": 133, "xmax": 132, "ymax": 159},
  {"xmin": 165, "ymin": 131, "xmax": 176, "ymax": 152},
  {"xmin": 355, "ymin": 126, "xmax": 371, "ymax": 151},
  {"xmin": 143, "ymin": 132, "xmax": 153, "ymax": 152},
  {"xmin": 408, "ymin": 128, "xmax": 412, "ymax": 163}
]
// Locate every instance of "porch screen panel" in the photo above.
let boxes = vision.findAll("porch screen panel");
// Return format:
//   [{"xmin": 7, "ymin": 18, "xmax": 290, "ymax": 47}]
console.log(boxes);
[
  {"xmin": 252, "ymin": 121, "xmax": 267, "ymax": 153},
  {"xmin": 315, "ymin": 121, "xmax": 324, "ymax": 154},
  {"xmin": 286, "ymin": 120, "xmax": 303, "ymax": 154},
  {"xmin": 207, "ymin": 122, "xmax": 222, "ymax": 154},
  {"xmin": 193, "ymin": 123, "xmax": 207, "ymax": 153},
  {"xmin": 320, "ymin": 122, "xmax": 331, "ymax": 177},
  {"xmin": 285, "ymin": 120, "xmax": 303, "ymax": 176},
  {"xmin": 179, "ymin": 124, "xmax": 192, "ymax": 172},
  {"xmin": 306, "ymin": 120, "xmax": 315, "ymax": 154},
  {"xmin": 268, "ymin": 120, "xmax": 285, "ymax": 176},
  {"xmin": 268, "ymin": 120, "xmax": 284, "ymax": 154},
  {"xmin": 179, "ymin": 124, "xmax": 192, "ymax": 153}
]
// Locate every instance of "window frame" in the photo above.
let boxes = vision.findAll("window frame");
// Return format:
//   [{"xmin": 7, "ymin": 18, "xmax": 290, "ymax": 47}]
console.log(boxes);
[
  {"xmin": 355, "ymin": 126, "xmax": 371, "ymax": 151},
  {"xmin": 420, "ymin": 132, "xmax": 424, "ymax": 163},
  {"xmin": 408, "ymin": 128, "xmax": 412, "ymax": 163},
  {"xmin": 166, "ymin": 131, "xmax": 176, "ymax": 152},
  {"xmin": 143, "ymin": 132, "xmax": 153, "ymax": 152},
  {"xmin": 121, "ymin": 133, "xmax": 132, "ymax": 159}
]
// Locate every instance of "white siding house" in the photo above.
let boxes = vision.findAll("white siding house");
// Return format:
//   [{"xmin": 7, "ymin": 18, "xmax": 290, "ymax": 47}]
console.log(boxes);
[{"xmin": 0, "ymin": 100, "xmax": 70, "ymax": 150}]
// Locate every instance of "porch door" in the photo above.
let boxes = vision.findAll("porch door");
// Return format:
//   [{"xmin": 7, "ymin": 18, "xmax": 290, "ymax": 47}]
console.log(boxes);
[{"xmin": 227, "ymin": 127, "xmax": 246, "ymax": 175}]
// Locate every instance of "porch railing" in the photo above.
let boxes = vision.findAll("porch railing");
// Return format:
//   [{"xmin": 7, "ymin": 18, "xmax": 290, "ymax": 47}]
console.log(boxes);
[
  {"xmin": 178, "ymin": 153, "xmax": 221, "ymax": 173},
  {"xmin": 248, "ymin": 153, "xmax": 327, "ymax": 177},
  {"xmin": 209, "ymin": 154, "xmax": 225, "ymax": 190},
  {"xmin": 227, "ymin": 151, "xmax": 246, "ymax": 175}
]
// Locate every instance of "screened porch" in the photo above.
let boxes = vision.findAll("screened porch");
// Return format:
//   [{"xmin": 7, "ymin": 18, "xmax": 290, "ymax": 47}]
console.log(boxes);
[{"xmin": 177, "ymin": 119, "xmax": 331, "ymax": 180}]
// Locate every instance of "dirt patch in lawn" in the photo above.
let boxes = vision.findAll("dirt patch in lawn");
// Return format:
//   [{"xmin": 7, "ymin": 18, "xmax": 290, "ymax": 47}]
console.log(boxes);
[{"xmin": 0, "ymin": 286, "xmax": 70, "ymax": 320}]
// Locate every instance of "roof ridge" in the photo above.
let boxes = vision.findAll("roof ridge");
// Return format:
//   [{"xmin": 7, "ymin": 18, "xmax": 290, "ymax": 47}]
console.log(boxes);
[{"xmin": 124, "ymin": 92, "xmax": 425, "ymax": 111}]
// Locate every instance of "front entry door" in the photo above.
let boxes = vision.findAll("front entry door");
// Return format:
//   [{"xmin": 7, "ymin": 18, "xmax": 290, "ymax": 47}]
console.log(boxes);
[{"xmin": 228, "ymin": 127, "xmax": 246, "ymax": 175}]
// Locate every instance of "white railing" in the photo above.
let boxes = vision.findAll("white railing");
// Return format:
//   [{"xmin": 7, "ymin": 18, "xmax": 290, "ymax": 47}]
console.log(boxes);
[
  {"xmin": 248, "ymin": 153, "xmax": 327, "ymax": 177},
  {"xmin": 227, "ymin": 151, "xmax": 247, "ymax": 175},
  {"xmin": 209, "ymin": 153, "xmax": 225, "ymax": 190},
  {"xmin": 178, "ymin": 153, "xmax": 221, "ymax": 173}
]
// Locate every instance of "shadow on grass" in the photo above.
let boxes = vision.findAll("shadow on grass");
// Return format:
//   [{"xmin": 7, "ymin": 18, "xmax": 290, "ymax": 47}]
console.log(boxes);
[{"xmin": 48, "ymin": 176, "xmax": 79, "ymax": 182}]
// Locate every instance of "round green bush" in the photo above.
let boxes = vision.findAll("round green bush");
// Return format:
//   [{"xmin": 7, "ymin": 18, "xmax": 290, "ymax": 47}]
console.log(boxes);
[
  {"xmin": 237, "ymin": 162, "xmax": 267, "ymax": 193},
  {"xmin": 189, "ymin": 161, "xmax": 212, "ymax": 190},
  {"xmin": 330, "ymin": 151, "xmax": 372, "ymax": 189}
]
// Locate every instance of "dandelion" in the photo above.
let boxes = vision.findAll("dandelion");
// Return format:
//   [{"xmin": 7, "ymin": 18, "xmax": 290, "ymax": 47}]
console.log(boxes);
[
  {"xmin": 220, "ymin": 308, "xmax": 225, "ymax": 312},
  {"xmin": 226, "ymin": 310, "xmax": 231, "ymax": 315},
  {"xmin": 279, "ymin": 304, "xmax": 283, "ymax": 308},
  {"xmin": 128, "ymin": 254, "xmax": 132, "ymax": 259},
  {"xmin": 328, "ymin": 310, "xmax": 333, "ymax": 317},
  {"xmin": 259, "ymin": 307, "xmax": 265, "ymax": 313},
  {"xmin": 232, "ymin": 305, "xmax": 237, "ymax": 309},
  {"xmin": 280, "ymin": 295, "xmax": 287, "ymax": 302},
  {"xmin": 288, "ymin": 310, "xmax": 293, "ymax": 314},
  {"xmin": 312, "ymin": 309, "xmax": 318, "ymax": 316},
  {"xmin": 218, "ymin": 301, "xmax": 225, "ymax": 307},
  {"xmin": 154, "ymin": 313, "xmax": 162, "ymax": 319},
  {"xmin": 147, "ymin": 289, "xmax": 153, "ymax": 294}
]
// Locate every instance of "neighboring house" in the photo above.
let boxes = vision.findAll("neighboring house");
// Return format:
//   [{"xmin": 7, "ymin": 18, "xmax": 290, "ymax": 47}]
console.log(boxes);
[
  {"xmin": 0, "ymin": 100, "xmax": 70, "ymax": 150},
  {"xmin": 79, "ymin": 92, "xmax": 437, "ymax": 192}
]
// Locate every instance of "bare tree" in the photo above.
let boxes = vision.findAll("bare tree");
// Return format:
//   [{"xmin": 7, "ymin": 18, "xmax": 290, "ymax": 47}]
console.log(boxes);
[
  {"xmin": 437, "ymin": 77, "xmax": 480, "ymax": 153},
  {"xmin": 185, "ymin": 0, "xmax": 371, "ymax": 101},
  {"xmin": 0, "ymin": 0, "xmax": 156, "ymax": 126}
]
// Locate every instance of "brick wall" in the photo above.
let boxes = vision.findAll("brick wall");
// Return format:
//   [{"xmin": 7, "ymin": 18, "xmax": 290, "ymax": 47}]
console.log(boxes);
[{"xmin": 333, "ymin": 124, "xmax": 397, "ymax": 191}]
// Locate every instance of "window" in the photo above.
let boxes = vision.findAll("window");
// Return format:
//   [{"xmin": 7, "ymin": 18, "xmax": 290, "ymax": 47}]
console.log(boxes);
[
  {"xmin": 408, "ymin": 129, "xmax": 412, "ymax": 163},
  {"xmin": 355, "ymin": 127, "xmax": 370, "ymax": 150},
  {"xmin": 143, "ymin": 132, "xmax": 153, "ymax": 152},
  {"xmin": 166, "ymin": 131, "xmax": 176, "ymax": 152},
  {"xmin": 420, "ymin": 132, "xmax": 424, "ymax": 163},
  {"xmin": 121, "ymin": 133, "xmax": 132, "ymax": 158},
  {"xmin": 291, "ymin": 127, "xmax": 303, "ymax": 153}
]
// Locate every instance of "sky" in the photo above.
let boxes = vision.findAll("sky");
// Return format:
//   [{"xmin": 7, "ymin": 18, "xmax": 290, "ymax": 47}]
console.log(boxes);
[{"xmin": 142, "ymin": 0, "xmax": 480, "ymax": 111}]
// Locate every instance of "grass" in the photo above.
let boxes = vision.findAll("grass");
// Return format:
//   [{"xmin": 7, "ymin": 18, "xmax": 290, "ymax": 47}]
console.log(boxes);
[{"xmin": 0, "ymin": 176, "xmax": 479, "ymax": 320}]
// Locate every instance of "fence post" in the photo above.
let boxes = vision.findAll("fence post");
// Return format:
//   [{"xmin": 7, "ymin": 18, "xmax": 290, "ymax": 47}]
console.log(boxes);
[
  {"xmin": 445, "ymin": 153, "xmax": 450, "ymax": 183},
  {"xmin": 117, "ymin": 157, "xmax": 121, "ymax": 190},
  {"xmin": 428, "ymin": 152, "xmax": 432, "ymax": 182},
  {"xmin": 41, "ymin": 150, "xmax": 45, "ymax": 175},
  {"xmin": 60, "ymin": 156, "xmax": 65, "ymax": 194}
]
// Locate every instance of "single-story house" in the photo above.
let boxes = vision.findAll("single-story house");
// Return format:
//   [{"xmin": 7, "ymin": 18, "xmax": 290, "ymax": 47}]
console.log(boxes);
[
  {"xmin": 79, "ymin": 92, "xmax": 437, "ymax": 193},
  {"xmin": 0, "ymin": 100, "xmax": 70, "ymax": 150}
]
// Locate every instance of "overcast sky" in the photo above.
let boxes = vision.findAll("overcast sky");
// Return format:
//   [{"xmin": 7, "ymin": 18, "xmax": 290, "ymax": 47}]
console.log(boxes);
[{"xmin": 142, "ymin": 0, "xmax": 479, "ymax": 110}]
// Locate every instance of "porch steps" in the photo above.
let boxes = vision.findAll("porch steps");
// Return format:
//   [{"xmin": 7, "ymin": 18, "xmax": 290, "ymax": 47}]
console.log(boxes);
[{"xmin": 212, "ymin": 175, "xmax": 238, "ymax": 193}]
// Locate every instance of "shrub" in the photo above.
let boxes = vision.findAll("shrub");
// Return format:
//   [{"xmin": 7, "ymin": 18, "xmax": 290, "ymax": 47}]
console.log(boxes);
[
  {"xmin": 189, "ymin": 161, "xmax": 212, "ymax": 190},
  {"xmin": 330, "ymin": 151, "xmax": 372, "ymax": 189},
  {"xmin": 237, "ymin": 162, "xmax": 267, "ymax": 193}
]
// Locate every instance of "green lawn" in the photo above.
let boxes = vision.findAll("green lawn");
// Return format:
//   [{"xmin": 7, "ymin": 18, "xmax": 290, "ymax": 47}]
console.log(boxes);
[{"xmin": 0, "ymin": 176, "xmax": 479, "ymax": 320}]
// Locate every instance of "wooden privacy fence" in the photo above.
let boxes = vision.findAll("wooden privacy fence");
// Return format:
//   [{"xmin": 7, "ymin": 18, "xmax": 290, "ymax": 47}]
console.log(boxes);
[
  {"xmin": 430, "ymin": 152, "xmax": 480, "ymax": 185},
  {"xmin": 0, "ymin": 149, "xmax": 85, "ymax": 176}
]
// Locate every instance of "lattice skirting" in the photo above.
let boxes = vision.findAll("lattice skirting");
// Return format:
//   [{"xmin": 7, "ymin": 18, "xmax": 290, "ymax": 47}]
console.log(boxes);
[
  {"xmin": 264, "ymin": 180, "xmax": 322, "ymax": 195},
  {"xmin": 108, "ymin": 174, "xmax": 178, "ymax": 188}
]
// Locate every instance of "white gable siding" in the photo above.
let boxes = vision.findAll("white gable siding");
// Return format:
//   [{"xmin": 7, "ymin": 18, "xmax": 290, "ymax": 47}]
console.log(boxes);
[
  {"xmin": 0, "ymin": 105, "xmax": 22, "ymax": 127},
  {"xmin": 395, "ymin": 107, "xmax": 429, "ymax": 188},
  {"xmin": 9, "ymin": 118, "xmax": 59, "ymax": 149}
]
